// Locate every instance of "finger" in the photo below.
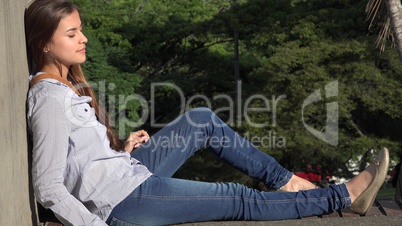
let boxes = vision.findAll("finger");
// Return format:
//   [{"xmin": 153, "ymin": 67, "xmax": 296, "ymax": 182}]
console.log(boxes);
[
  {"xmin": 132, "ymin": 131, "xmax": 149, "ymax": 143},
  {"xmin": 140, "ymin": 134, "xmax": 148, "ymax": 142},
  {"xmin": 138, "ymin": 130, "xmax": 150, "ymax": 142},
  {"xmin": 136, "ymin": 130, "xmax": 149, "ymax": 138},
  {"xmin": 143, "ymin": 131, "xmax": 150, "ymax": 139},
  {"xmin": 130, "ymin": 132, "xmax": 139, "ymax": 139},
  {"xmin": 136, "ymin": 130, "xmax": 144, "ymax": 134},
  {"xmin": 128, "ymin": 137, "xmax": 141, "ymax": 144}
]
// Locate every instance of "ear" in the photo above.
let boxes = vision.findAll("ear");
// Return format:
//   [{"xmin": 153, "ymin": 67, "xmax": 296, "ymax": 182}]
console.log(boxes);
[{"xmin": 43, "ymin": 47, "xmax": 49, "ymax": 53}]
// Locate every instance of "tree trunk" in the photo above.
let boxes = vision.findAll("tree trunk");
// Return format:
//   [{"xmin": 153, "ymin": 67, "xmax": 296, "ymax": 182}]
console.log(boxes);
[
  {"xmin": 384, "ymin": 0, "xmax": 402, "ymax": 199},
  {"xmin": 396, "ymin": 164, "xmax": 402, "ymax": 199},
  {"xmin": 386, "ymin": 0, "xmax": 402, "ymax": 63}
]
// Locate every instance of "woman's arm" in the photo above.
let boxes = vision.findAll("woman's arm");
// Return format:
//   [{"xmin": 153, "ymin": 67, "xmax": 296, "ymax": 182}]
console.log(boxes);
[{"xmin": 30, "ymin": 96, "xmax": 107, "ymax": 226}]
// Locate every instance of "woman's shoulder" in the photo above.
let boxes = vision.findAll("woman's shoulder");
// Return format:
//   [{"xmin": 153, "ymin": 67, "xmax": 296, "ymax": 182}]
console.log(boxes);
[
  {"xmin": 31, "ymin": 78, "xmax": 93, "ymax": 110},
  {"xmin": 29, "ymin": 79, "xmax": 72, "ymax": 101},
  {"xmin": 28, "ymin": 78, "xmax": 93, "ymax": 110}
]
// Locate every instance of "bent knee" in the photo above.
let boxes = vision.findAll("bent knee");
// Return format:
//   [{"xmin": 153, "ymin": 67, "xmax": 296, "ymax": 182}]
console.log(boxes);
[{"xmin": 185, "ymin": 107, "xmax": 217, "ymax": 125}]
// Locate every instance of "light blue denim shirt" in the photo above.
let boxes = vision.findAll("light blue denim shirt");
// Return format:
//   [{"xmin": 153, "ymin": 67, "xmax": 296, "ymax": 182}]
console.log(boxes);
[{"xmin": 27, "ymin": 75, "xmax": 152, "ymax": 226}]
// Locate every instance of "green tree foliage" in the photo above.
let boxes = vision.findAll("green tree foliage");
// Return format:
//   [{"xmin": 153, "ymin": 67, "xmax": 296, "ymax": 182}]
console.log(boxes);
[
  {"xmin": 73, "ymin": 0, "xmax": 144, "ymax": 137},
  {"xmin": 72, "ymin": 0, "xmax": 402, "ymax": 186},
  {"xmin": 232, "ymin": 0, "xmax": 402, "ymax": 178}
]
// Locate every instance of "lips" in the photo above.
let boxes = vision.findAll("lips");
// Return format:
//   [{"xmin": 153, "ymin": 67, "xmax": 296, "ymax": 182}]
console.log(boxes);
[{"xmin": 78, "ymin": 48, "xmax": 86, "ymax": 53}]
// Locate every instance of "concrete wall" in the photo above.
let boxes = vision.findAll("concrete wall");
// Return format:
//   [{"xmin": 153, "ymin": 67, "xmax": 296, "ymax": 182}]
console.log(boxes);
[{"xmin": 0, "ymin": 0, "xmax": 35, "ymax": 225}]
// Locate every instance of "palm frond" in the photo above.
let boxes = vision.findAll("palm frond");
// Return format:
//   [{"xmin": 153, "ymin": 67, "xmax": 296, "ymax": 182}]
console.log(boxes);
[{"xmin": 366, "ymin": 0, "xmax": 393, "ymax": 52}]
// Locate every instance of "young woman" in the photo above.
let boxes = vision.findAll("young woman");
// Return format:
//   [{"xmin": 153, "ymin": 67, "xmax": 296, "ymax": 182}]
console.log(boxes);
[{"xmin": 25, "ymin": 0, "xmax": 389, "ymax": 225}]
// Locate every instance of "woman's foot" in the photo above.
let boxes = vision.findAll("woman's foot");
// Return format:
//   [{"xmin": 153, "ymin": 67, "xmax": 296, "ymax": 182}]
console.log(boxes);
[
  {"xmin": 346, "ymin": 148, "xmax": 389, "ymax": 214},
  {"xmin": 280, "ymin": 175, "xmax": 318, "ymax": 192},
  {"xmin": 345, "ymin": 164, "xmax": 376, "ymax": 203}
]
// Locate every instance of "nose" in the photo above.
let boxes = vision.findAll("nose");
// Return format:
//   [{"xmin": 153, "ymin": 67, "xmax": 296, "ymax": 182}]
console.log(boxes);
[
  {"xmin": 80, "ymin": 32, "xmax": 88, "ymax": 44},
  {"xmin": 81, "ymin": 35, "xmax": 88, "ymax": 44}
]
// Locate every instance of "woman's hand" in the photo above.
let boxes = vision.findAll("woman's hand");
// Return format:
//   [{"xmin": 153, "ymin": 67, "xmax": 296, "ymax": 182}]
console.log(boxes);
[{"xmin": 124, "ymin": 130, "xmax": 150, "ymax": 153}]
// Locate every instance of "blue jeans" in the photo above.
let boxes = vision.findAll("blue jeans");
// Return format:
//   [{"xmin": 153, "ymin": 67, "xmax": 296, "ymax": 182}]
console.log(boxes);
[{"xmin": 107, "ymin": 108, "xmax": 351, "ymax": 225}]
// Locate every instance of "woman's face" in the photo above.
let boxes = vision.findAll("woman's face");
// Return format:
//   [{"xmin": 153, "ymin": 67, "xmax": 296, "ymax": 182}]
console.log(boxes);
[{"xmin": 46, "ymin": 9, "xmax": 88, "ymax": 70}]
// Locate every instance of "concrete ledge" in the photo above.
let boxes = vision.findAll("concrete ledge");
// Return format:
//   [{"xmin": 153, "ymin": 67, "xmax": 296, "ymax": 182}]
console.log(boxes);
[
  {"xmin": 39, "ymin": 198, "xmax": 402, "ymax": 225},
  {"xmin": 179, "ymin": 216, "xmax": 402, "ymax": 226},
  {"xmin": 178, "ymin": 199, "xmax": 402, "ymax": 226}
]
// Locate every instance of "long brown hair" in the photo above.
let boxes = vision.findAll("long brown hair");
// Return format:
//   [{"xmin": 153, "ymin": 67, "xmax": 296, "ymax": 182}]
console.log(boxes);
[{"xmin": 25, "ymin": 0, "xmax": 123, "ymax": 151}]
